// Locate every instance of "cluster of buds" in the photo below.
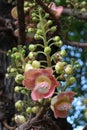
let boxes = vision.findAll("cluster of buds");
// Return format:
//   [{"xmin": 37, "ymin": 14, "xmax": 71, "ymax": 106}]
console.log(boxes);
[
  {"xmin": 6, "ymin": 1, "xmax": 80, "ymax": 126},
  {"xmin": 66, "ymin": 0, "xmax": 87, "ymax": 12}
]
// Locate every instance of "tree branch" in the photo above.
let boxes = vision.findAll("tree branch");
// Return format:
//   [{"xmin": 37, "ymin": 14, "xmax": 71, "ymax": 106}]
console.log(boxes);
[
  {"xmin": 17, "ymin": 0, "xmax": 25, "ymax": 45},
  {"xmin": 62, "ymin": 8, "xmax": 87, "ymax": 20},
  {"xmin": 64, "ymin": 40, "xmax": 87, "ymax": 48},
  {"xmin": 35, "ymin": 0, "xmax": 87, "ymax": 20}
]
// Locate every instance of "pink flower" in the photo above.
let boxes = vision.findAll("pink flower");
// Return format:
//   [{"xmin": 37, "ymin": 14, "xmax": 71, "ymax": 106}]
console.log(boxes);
[
  {"xmin": 23, "ymin": 68, "xmax": 60, "ymax": 100},
  {"xmin": 51, "ymin": 91, "xmax": 76, "ymax": 118},
  {"xmin": 48, "ymin": 2, "xmax": 63, "ymax": 18}
]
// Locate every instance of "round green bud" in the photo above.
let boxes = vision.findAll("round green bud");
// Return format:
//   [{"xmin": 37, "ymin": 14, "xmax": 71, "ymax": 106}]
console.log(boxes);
[
  {"xmin": 39, "ymin": 7, "xmax": 43, "ymax": 13},
  {"xmin": 32, "ymin": 3, "xmax": 36, "ymax": 6},
  {"xmin": 80, "ymin": 8, "xmax": 86, "ymax": 12},
  {"xmin": 75, "ymin": 64, "xmax": 81, "ymax": 69},
  {"xmin": 55, "ymin": 40, "xmax": 63, "ymax": 47},
  {"xmin": 14, "ymin": 86, "xmax": 21, "ymax": 92},
  {"xmin": 15, "ymin": 115, "xmax": 26, "ymax": 124},
  {"xmin": 32, "ymin": 17, "xmax": 38, "ymax": 22},
  {"xmin": 24, "ymin": 1, "xmax": 29, "ymax": 7},
  {"xmin": 81, "ymin": 1, "xmax": 86, "ymax": 7},
  {"xmin": 7, "ymin": 66, "xmax": 11, "ymax": 72},
  {"xmin": 83, "ymin": 99, "xmax": 87, "ymax": 104},
  {"xmin": 10, "ymin": 68, "xmax": 17, "ymax": 73},
  {"xmin": 38, "ymin": 99, "xmax": 43, "ymax": 104},
  {"xmin": 28, "ymin": 52, "xmax": 34, "ymax": 59},
  {"xmin": 60, "ymin": 50, "xmax": 66, "ymax": 57},
  {"xmin": 34, "ymin": 34, "xmax": 41, "ymax": 40},
  {"xmin": 28, "ymin": 28, "xmax": 34, "ymax": 33},
  {"xmin": 12, "ymin": 47, "xmax": 17, "ymax": 52},
  {"xmin": 15, "ymin": 74, "xmax": 24, "ymax": 84},
  {"xmin": 8, "ymin": 49, "xmax": 11, "ymax": 54},
  {"xmin": 50, "ymin": 26, "xmax": 57, "ymax": 32},
  {"xmin": 32, "ymin": 106, "xmax": 39, "ymax": 113},
  {"xmin": 26, "ymin": 107, "xmax": 32, "ymax": 114},
  {"xmin": 21, "ymin": 89, "xmax": 27, "ymax": 94},
  {"xmin": 11, "ymin": 54, "xmax": 15, "ymax": 59},
  {"xmin": 5, "ymin": 73, "xmax": 9, "ymax": 79},
  {"xmin": 55, "ymin": 62, "xmax": 64, "ymax": 73},
  {"xmin": 31, "ymin": 13, "xmax": 36, "ymax": 17},
  {"xmin": 65, "ymin": 65, "xmax": 73, "ymax": 75},
  {"xmin": 68, "ymin": 77, "xmax": 76, "ymax": 85},
  {"xmin": 84, "ymin": 111, "xmax": 87, "ymax": 119},
  {"xmin": 47, "ymin": 20, "xmax": 53, "ymax": 26},
  {"xmin": 44, "ymin": 46, "xmax": 51, "ymax": 55},
  {"xmin": 29, "ymin": 44, "xmax": 35, "ymax": 52},
  {"xmin": 45, "ymin": 13, "xmax": 50, "ymax": 18},
  {"xmin": 36, "ymin": 29, "xmax": 43, "ymax": 35},
  {"xmin": 53, "ymin": 36, "xmax": 60, "ymax": 42},
  {"xmin": 32, "ymin": 60, "xmax": 40, "ymax": 68},
  {"xmin": 29, "ymin": 3, "xmax": 34, "ymax": 7},
  {"xmin": 15, "ymin": 100, "xmax": 24, "ymax": 111}
]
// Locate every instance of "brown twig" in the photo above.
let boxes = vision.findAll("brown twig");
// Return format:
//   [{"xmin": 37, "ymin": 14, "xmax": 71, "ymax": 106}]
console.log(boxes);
[
  {"xmin": 0, "ymin": 49, "xmax": 7, "ymax": 54},
  {"xmin": 64, "ymin": 40, "xmax": 87, "ymax": 48},
  {"xmin": 3, "ymin": 120, "xmax": 16, "ymax": 130},
  {"xmin": 17, "ymin": 0, "xmax": 26, "ymax": 45},
  {"xmin": 62, "ymin": 8, "xmax": 87, "ymax": 20}
]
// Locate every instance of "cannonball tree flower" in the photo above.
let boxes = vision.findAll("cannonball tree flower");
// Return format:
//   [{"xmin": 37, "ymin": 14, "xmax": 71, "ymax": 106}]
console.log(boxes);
[
  {"xmin": 48, "ymin": 2, "xmax": 63, "ymax": 18},
  {"xmin": 51, "ymin": 91, "xmax": 76, "ymax": 118},
  {"xmin": 22, "ymin": 68, "xmax": 60, "ymax": 100}
]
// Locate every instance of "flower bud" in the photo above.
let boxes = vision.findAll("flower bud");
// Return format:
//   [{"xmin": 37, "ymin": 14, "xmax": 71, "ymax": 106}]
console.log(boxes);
[
  {"xmin": 29, "ymin": 44, "xmax": 36, "ymax": 52},
  {"xmin": 34, "ymin": 34, "xmax": 41, "ymax": 40},
  {"xmin": 32, "ymin": 106, "xmax": 39, "ymax": 113},
  {"xmin": 28, "ymin": 52, "xmax": 34, "ymax": 59},
  {"xmin": 10, "ymin": 68, "xmax": 17, "ymax": 73},
  {"xmin": 25, "ymin": 63, "xmax": 33, "ymax": 72},
  {"xmin": 50, "ymin": 26, "xmax": 57, "ymax": 32},
  {"xmin": 44, "ymin": 13, "xmax": 50, "ymax": 18},
  {"xmin": 68, "ymin": 77, "xmax": 76, "ymax": 85},
  {"xmin": 53, "ymin": 36, "xmax": 60, "ymax": 42},
  {"xmin": 32, "ymin": 60, "xmax": 40, "ymax": 68},
  {"xmin": 15, "ymin": 115, "xmax": 26, "ymax": 124},
  {"xmin": 32, "ymin": 17, "xmax": 38, "ymax": 22},
  {"xmin": 38, "ymin": 99, "xmax": 43, "ymax": 104},
  {"xmin": 14, "ymin": 86, "xmax": 22, "ymax": 92},
  {"xmin": 55, "ymin": 62, "xmax": 64, "ymax": 73},
  {"xmin": 28, "ymin": 28, "xmax": 34, "ymax": 33},
  {"xmin": 12, "ymin": 47, "xmax": 17, "ymax": 52},
  {"xmin": 5, "ymin": 73, "xmax": 9, "ymax": 79},
  {"xmin": 47, "ymin": 20, "xmax": 53, "ymax": 26},
  {"xmin": 24, "ymin": 1, "xmax": 29, "ymax": 7},
  {"xmin": 60, "ymin": 50, "xmax": 66, "ymax": 57},
  {"xmin": 15, "ymin": 100, "xmax": 24, "ymax": 111},
  {"xmin": 81, "ymin": 1, "xmax": 86, "ymax": 7},
  {"xmin": 65, "ymin": 65, "xmax": 73, "ymax": 75},
  {"xmin": 21, "ymin": 89, "xmax": 27, "ymax": 94},
  {"xmin": 44, "ymin": 46, "xmax": 51, "ymax": 55},
  {"xmin": 26, "ymin": 107, "xmax": 32, "ymax": 114},
  {"xmin": 83, "ymin": 99, "xmax": 87, "ymax": 104},
  {"xmin": 55, "ymin": 40, "xmax": 63, "ymax": 47},
  {"xmin": 36, "ymin": 29, "xmax": 43, "ymax": 35},
  {"xmin": 15, "ymin": 74, "xmax": 24, "ymax": 84}
]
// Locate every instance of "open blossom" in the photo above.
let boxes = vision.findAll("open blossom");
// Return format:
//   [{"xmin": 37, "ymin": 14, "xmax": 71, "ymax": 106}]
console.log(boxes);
[
  {"xmin": 22, "ymin": 68, "xmax": 60, "ymax": 100},
  {"xmin": 48, "ymin": 2, "xmax": 63, "ymax": 18},
  {"xmin": 51, "ymin": 91, "xmax": 76, "ymax": 118}
]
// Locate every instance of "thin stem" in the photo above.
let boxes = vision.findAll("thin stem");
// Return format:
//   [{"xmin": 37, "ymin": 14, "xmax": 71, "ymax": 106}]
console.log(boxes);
[{"xmin": 36, "ymin": 44, "xmax": 44, "ymax": 48}]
